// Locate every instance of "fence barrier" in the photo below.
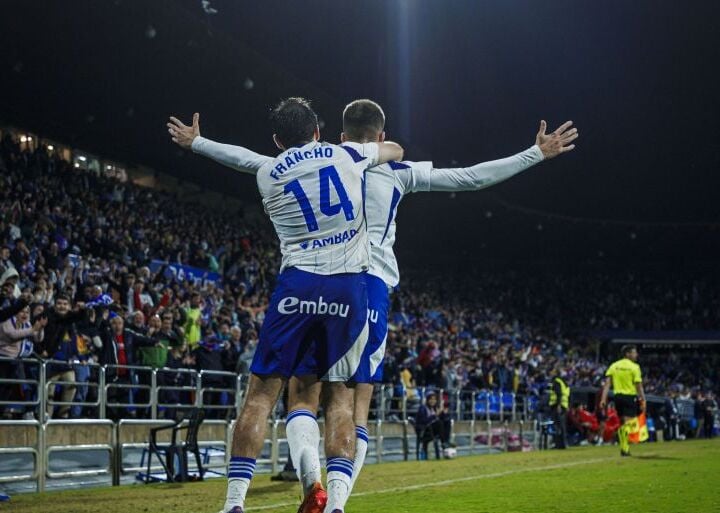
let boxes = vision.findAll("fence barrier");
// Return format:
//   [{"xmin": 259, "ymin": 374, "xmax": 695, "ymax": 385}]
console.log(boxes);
[{"xmin": 0, "ymin": 356, "xmax": 705, "ymax": 492}]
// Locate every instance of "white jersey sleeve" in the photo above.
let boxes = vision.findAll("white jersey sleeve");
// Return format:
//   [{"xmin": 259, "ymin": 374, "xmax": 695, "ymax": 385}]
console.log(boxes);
[
  {"xmin": 366, "ymin": 146, "xmax": 544, "ymax": 286},
  {"xmin": 256, "ymin": 141, "xmax": 380, "ymax": 275},
  {"xmin": 401, "ymin": 145, "xmax": 544, "ymax": 192},
  {"xmin": 191, "ymin": 136, "xmax": 274, "ymax": 174}
]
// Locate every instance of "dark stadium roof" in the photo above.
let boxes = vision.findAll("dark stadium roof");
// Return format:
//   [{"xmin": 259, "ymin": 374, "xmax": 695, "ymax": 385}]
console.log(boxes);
[{"xmin": 2, "ymin": 0, "xmax": 720, "ymax": 262}]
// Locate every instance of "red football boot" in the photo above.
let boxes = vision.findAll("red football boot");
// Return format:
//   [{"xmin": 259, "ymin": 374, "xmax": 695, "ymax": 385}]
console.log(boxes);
[{"xmin": 297, "ymin": 482, "xmax": 328, "ymax": 513}]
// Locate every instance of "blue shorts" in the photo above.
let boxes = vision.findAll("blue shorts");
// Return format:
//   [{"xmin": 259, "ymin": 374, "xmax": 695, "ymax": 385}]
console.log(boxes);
[
  {"xmin": 251, "ymin": 267, "xmax": 369, "ymax": 382},
  {"xmin": 352, "ymin": 273, "xmax": 390, "ymax": 384}
]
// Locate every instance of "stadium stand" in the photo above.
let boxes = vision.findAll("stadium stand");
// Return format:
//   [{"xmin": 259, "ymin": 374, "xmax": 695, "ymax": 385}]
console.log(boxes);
[
  {"xmin": 0, "ymin": 127, "xmax": 718, "ymax": 492},
  {"xmin": 1, "ymin": 127, "xmax": 718, "ymax": 414}
]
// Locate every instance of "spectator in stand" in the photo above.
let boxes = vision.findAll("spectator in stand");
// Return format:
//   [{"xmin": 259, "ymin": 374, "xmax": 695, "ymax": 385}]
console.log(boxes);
[
  {"xmin": 131, "ymin": 278, "xmax": 156, "ymax": 315},
  {"xmin": 184, "ymin": 292, "xmax": 202, "ymax": 350},
  {"xmin": 414, "ymin": 392, "xmax": 449, "ymax": 460},
  {"xmin": 0, "ymin": 246, "xmax": 14, "ymax": 274},
  {"xmin": 126, "ymin": 310, "xmax": 162, "ymax": 417},
  {"xmin": 128, "ymin": 310, "xmax": 148, "ymax": 335},
  {"xmin": 40, "ymin": 295, "xmax": 86, "ymax": 419},
  {"xmin": 164, "ymin": 340, "xmax": 193, "ymax": 420},
  {"xmin": 0, "ymin": 305, "xmax": 46, "ymax": 418},
  {"xmin": 701, "ymin": 393, "xmax": 717, "ymax": 438},
  {"xmin": 237, "ymin": 329, "xmax": 258, "ymax": 375},
  {"xmin": 100, "ymin": 313, "xmax": 156, "ymax": 419},
  {"xmin": 191, "ymin": 336, "xmax": 227, "ymax": 419},
  {"xmin": 663, "ymin": 391, "xmax": 680, "ymax": 441},
  {"xmin": 152, "ymin": 311, "xmax": 184, "ymax": 418},
  {"xmin": 0, "ymin": 269, "xmax": 21, "ymax": 308},
  {"xmin": 0, "ymin": 277, "xmax": 27, "ymax": 323},
  {"xmin": 107, "ymin": 273, "xmax": 134, "ymax": 310},
  {"xmin": 223, "ymin": 326, "xmax": 243, "ymax": 374},
  {"xmin": 69, "ymin": 330, "xmax": 95, "ymax": 418},
  {"xmin": 694, "ymin": 392, "xmax": 706, "ymax": 438},
  {"xmin": 124, "ymin": 309, "xmax": 151, "ymax": 410},
  {"xmin": 0, "ymin": 128, "xmax": 718, "ymax": 424},
  {"xmin": 86, "ymin": 284, "xmax": 112, "ymax": 309}
]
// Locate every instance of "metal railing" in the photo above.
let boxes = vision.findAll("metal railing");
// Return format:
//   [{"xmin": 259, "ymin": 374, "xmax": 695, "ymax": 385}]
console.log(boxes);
[
  {"xmin": 0, "ymin": 420, "xmax": 41, "ymax": 488},
  {"xmin": 0, "ymin": 357, "xmax": 43, "ymax": 414},
  {"xmin": 0, "ymin": 359, "xmax": 253, "ymax": 422},
  {"xmin": 2, "ymin": 356, "xmax": 536, "ymax": 423},
  {"xmin": 0, "ymin": 375, "xmax": 691, "ymax": 494},
  {"xmin": 43, "ymin": 419, "xmax": 115, "ymax": 481}
]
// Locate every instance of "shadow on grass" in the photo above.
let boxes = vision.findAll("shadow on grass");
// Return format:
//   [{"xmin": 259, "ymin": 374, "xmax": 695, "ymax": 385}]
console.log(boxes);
[
  {"xmin": 635, "ymin": 454, "xmax": 683, "ymax": 461},
  {"xmin": 248, "ymin": 482, "xmax": 297, "ymax": 497}
]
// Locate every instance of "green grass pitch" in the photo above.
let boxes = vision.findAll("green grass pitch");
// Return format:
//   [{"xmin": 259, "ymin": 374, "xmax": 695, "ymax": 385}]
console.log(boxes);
[{"xmin": 9, "ymin": 440, "xmax": 720, "ymax": 513}]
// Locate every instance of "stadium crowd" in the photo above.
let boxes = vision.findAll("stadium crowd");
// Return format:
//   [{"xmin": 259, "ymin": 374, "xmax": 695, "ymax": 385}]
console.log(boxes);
[
  {"xmin": 0, "ymin": 132, "xmax": 718, "ymax": 431},
  {"xmin": 382, "ymin": 271, "xmax": 719, "ymax": 397}
]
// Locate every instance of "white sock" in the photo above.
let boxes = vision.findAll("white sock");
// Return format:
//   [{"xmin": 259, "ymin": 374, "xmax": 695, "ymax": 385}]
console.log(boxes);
[
  {"xmin": 325, "ymin": 457, "xmax": 353, "ymax": 513},
  {"xmin": 224, "ymin": 456, "xmax": 255, "ymax": 511},
  {"xmin": 286, "ymin": 409, "xmax": 321, "ymax": 495},
  {"xmin": 348, "ymin": 425, "xmax": 369, "ymax": 494}
]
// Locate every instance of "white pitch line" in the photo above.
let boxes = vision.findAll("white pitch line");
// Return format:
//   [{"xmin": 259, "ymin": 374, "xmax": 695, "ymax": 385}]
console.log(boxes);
[{"xmin": 242, "ymin": 456, "xmax": 616, "ymax": 512}]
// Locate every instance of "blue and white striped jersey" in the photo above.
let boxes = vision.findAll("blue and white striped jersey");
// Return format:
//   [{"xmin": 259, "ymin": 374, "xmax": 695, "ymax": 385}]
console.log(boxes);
[
  {"xmin": 192, "ymin": 136, "xmax": 544, "ymax": 284},
  {"xmin": 213, "ymin": 139, "xmax": 379, "ymax": 274}
]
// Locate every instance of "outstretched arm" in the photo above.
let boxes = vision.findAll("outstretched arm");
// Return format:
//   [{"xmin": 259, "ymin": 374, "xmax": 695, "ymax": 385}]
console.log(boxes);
[
  {"xmin": 406, "ymin": 120, "xmax": 578, "ymax": 192},
  {"xmin": 167, "ymin": 113, "xmax": 273, "ymax": 175}
]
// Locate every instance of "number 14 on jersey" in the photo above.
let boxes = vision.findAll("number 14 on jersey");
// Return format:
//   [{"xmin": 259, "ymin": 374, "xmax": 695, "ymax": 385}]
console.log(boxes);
[{"xmin": 283, "ymin": 165, "xmax": 355, "ymax": 232}]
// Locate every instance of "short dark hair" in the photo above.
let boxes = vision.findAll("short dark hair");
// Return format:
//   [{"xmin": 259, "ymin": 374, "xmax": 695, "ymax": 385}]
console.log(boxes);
[
  {"xmin": 270, "ymin": 97, "xmax": 318, "ymax": 148},
  {"xmin": 55, "ymin": 293, "xmax": 70, "ymax": 303},
  {"xmin": 621, "ymin": 344, "xmax": 637, "ymax": 356},
  {"xmin": 343, "ymin": 99, "xmax": 385, "ymax": 142}
]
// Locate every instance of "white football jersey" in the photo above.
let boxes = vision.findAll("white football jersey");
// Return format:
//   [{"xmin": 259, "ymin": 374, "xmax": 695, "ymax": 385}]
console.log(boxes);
[
  {"xmin": 255, "ymin": 140, "xmax": 379, "ymax": 275},
  {"xmin": 192, "ymin": 136, "xmax": 543, "ymax": 284},
  {"xmin": 366, "ymin": 145, "xmax": 544, "ymax": 286}
]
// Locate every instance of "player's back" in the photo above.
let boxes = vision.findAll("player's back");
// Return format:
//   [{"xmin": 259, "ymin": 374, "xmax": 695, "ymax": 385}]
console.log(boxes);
[
  {"xmin": 364, "ymin": 160, "xmax": 432, "ymax": 287},
  {"xmin": 257, "ymin": 140, "xmax": 378, "ymax": 275}
]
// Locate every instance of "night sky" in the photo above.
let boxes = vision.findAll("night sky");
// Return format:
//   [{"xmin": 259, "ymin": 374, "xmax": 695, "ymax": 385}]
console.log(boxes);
[{"xmin": 2, "ymin": 0, "xmax": 719, "ymax": 263}]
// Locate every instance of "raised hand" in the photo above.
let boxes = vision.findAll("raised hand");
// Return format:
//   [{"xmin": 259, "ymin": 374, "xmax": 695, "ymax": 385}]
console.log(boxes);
[
  {"xmin": 535, "ymin": 120, "xmax": 578, "ymax": 159},
  {"xmin": 33, "ymin": 317, "xmax": 48, "ymax": 332},
  {"xmin": 167, "ymin": 113, "xmax": 201, "ymax": 149}
]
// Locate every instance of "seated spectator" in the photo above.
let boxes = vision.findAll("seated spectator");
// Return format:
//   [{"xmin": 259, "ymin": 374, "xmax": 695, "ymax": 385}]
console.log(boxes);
[
  {"xmin": 568, "ymin": 402, "xmax": 601, "ymax": 445},
  {"xmin": 600, "ymin": 402, "xmax": 621, "ymax": 443},
  {"xmin": 414, "ymin": 392, "xmax": 449, "ymax": 460}
]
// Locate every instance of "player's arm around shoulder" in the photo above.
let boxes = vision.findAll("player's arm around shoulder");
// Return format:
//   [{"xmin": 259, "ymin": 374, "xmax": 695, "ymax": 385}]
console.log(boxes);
[
  {"xmin": 340, "ymin": 140, "xmax": 403, "ymax": 168},
  {"xmin": 376, "ymin": 141, "xmax": 404, "ymax": 165}
]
